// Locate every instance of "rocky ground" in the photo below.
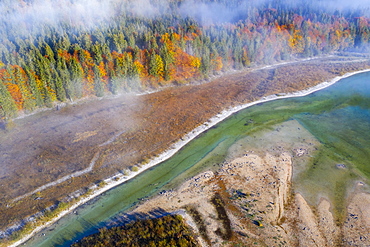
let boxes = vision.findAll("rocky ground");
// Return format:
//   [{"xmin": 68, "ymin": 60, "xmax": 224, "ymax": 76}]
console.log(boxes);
[{"xmin": 0, "ymin": 55, "xmax": 370, "ymax": 239}]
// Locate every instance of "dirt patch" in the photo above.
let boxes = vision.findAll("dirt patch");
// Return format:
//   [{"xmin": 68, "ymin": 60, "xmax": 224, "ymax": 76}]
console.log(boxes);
[
  {"xmin": 132, "ymin": 146, "xmax": 293, "ymax": 245},
  {"xmin": 343, "ymin": 191, "xmax": 370, "ymax": 246}
]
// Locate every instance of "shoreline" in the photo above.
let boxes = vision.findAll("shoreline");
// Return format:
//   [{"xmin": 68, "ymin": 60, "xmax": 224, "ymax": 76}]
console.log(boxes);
[
  {"xmin": 8, "ymin": 67, "xmax": 370, "ymax": 247},
  {"xmin": 5, "ymin": 55, "xmax": 362, "ymax": 206}
]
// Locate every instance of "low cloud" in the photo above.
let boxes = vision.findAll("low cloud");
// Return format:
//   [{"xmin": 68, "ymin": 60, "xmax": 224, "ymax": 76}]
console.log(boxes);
[{"xmin": 0, "ymin": 0, "xmax": 368, "ymax": 39}]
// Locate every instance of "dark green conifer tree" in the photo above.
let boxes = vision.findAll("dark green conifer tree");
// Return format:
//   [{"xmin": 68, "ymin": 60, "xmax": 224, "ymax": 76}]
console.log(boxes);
[{"xmin": 0, "ymin": 78, "xmax": 18, "ymax": 119}]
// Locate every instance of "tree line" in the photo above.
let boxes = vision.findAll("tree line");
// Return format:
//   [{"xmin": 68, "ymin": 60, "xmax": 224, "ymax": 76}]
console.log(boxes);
[{"xmin": 0, "ymin": 0, "xmax": 369, "ymax": 120}]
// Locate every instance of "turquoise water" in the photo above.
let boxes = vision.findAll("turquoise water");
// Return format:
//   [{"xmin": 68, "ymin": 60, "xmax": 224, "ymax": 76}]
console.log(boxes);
[{"xmin": 26, "ymin": 71, "xmax": 370, "ymax": 246}]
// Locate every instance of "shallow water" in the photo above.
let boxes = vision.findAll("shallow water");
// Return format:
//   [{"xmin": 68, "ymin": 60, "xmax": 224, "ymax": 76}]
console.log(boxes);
[{"xmin": 26, "ymin": 71, "xmax": 370, "ymax": 246}]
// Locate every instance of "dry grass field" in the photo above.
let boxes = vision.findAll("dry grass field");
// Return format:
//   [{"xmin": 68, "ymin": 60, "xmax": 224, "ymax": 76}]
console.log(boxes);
[{"xmin": 0, "ymin": 56, "xmax": 369, "ymax": 237}]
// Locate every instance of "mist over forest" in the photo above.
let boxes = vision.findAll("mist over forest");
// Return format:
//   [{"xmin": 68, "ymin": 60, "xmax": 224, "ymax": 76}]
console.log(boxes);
[{"xmin": 0, "ymin": 0, "xmax": 369, "ymax": 121}]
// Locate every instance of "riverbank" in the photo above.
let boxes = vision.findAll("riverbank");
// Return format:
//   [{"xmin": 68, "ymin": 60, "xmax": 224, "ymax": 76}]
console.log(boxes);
[{"xmin": 2, "ymin": 56, "xmax": 370, "ymax": 246}]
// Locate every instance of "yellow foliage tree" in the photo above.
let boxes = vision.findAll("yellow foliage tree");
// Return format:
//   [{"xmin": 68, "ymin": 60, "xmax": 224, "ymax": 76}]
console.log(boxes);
[{"xmin": 289, "ymin": 29, "xmax": 305, "ymax": 54}]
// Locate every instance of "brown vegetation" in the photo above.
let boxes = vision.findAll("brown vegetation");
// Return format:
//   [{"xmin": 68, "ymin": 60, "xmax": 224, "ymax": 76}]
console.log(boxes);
[{"xmin": 0, "ymin": 56, "xmax": 369, "ymax": 237}]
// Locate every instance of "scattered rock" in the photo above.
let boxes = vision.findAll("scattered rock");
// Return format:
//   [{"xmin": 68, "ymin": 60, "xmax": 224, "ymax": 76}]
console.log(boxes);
[{"xmin": 336, "ymin": 164, "xmax": 347, "ymax": 169}]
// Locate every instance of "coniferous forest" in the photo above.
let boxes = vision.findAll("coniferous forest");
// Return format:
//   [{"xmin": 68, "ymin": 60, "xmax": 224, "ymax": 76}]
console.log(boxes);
[
  {"xmin": 0, "ymin": 0, "xmax": 369, "ymax": 120},
  {"xmin": 72, "ymin": 214, "xmax": 200, "ymax": 247}
]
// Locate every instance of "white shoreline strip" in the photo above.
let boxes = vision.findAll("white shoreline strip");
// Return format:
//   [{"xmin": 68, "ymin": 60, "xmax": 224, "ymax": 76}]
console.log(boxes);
[
  {"xmin": 4, "ymin": 57, "xmax": 337, "ymax": 205},
  {"xmin": 9, "ymin": 68, "xmax": 370, "ymax": 247}
]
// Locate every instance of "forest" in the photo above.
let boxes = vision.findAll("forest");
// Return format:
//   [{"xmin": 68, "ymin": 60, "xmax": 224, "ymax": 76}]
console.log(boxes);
[
  {"xmin": 0, "ymin": 0, "xmax": 369, "ymax": 120},
  {"xmin": 71, "ymin": 214, "xmax": 200, "ymax": 247}
]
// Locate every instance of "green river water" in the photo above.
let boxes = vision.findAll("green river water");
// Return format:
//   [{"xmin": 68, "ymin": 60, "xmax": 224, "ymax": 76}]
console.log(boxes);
[{"xmin": 26, "ymin": 71, "xmax": 370, "ymax": 246}]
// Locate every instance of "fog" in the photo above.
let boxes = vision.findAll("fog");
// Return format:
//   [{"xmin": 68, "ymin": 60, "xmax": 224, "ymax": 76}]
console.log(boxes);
[
  {"xmin": 180, "ymin": 0, "xmax": 370, "ymax": 25},
  {"xmin": 1, "ymin": 0, "xmax": 368, "ymax": 38},
  {"xmin": 0, "ymin": 0, "xmax": 114, "ymax": 33}
]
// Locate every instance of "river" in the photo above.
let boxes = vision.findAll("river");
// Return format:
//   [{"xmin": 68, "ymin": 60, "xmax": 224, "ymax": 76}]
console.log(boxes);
[{"xmin": 25, "ymin": 71, "xmax": 370, "ymax": 246}]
